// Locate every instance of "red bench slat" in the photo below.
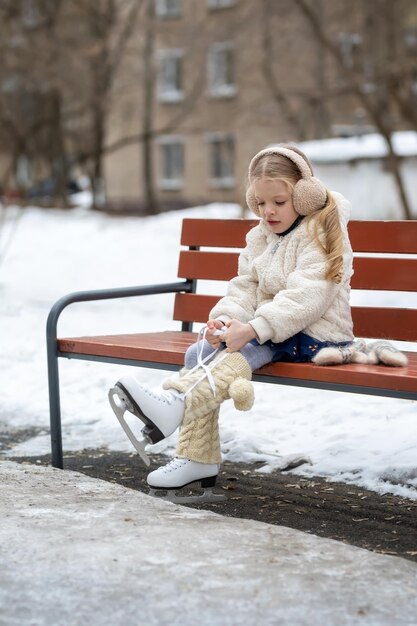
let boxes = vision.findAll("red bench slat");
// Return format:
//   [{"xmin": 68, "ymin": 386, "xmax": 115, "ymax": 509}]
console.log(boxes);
[
  {"xmin": 178, "ymin": 250, "xmax": 239, "ymax": 281},
  {"xmin": 178, "ymin": 250, "xmax": 417, "ymax": 291},
  {"xmin": 351, "ymin": 258, "xmax": 417, "ymax": 291},
  {"xmin": 173, "ymin": 293, "xmax": 219, "ymax": 323},
  {"xmin": 181, "ymin": 219, "xmax": 417, "ymax": 254},
  {"xmin": 173, "ymin": 293, "xmax": 417, "ymax": 341},
  {"xmin": 59, "ymin": 331, "xmax": 194, "ymax": 365},
  {"xmin": 348, "ymin": 220, "xmax": 417, "ymax": 254},
  {"xmin": 351, "ymin": 307, "xmax": 417, "ymax": 341},
  {"xmin": 181, "ymin": 219, "xmax": 259, "ymax": 248},
  {"xmin": 57, "ymin": 331, "xmax": 417, "ymax": 395}
]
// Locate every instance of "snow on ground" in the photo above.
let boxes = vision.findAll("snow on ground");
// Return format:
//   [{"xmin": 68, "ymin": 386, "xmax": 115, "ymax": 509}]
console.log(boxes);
[{"xmin": 0, "ymin": 203, "xmax": 416, "ymax": 500}]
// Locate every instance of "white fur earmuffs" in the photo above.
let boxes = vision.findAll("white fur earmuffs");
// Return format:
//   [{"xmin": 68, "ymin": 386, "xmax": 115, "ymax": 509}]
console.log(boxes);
[{"xmin": 246, "ymin": 146, "xmax": 327, "ymax": 217}]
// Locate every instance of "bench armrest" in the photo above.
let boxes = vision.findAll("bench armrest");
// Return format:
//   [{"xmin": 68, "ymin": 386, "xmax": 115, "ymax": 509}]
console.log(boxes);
[
  {"xmin": 46, "ymin": 279, "xmax": 193, "ymax": 469},
  {"xmin": 46, "ymin": 280, "xmax": 193, "ymax": 343}
]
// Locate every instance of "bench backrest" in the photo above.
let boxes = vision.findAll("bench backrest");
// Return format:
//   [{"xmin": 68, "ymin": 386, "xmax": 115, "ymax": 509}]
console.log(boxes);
[{"xmin": 174, "ymin": 219, "xmax": 417, "ymax": 342}]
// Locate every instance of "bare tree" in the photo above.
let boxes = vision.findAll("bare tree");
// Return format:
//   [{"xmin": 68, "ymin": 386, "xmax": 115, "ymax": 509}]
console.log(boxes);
[
  {"xmin": 0, "ymin": 1, "xmax": 80, "ymax": 205},
  {"xmin": 70, "ymin": 0, "xmax": 145, "ymax": 208},
  {"xmin": 293, "ymin": 0, "xmax": 415, "ymax": 219},
  {"xmin": 259, "ymin": 0, "xmax": 310, "ymax": 140},
  {"xmin": 0, "ymin": 0, "xmax": 144, "ymax": 207}
]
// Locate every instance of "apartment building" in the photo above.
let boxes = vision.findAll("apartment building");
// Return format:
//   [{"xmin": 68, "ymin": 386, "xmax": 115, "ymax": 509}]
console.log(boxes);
[{"xmin": 102, "ymin": 0, "xmax": 373, "ymax": 211}]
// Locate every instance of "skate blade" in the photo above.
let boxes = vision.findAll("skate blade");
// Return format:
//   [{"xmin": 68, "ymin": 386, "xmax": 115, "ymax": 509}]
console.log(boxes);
[
  {"xmin": 148, "ymin": 487, "xmax": 226, "ymax": 505},
  {"xmin": 108, "ymin": 387, "xmax": 151, "ymax": 467}
]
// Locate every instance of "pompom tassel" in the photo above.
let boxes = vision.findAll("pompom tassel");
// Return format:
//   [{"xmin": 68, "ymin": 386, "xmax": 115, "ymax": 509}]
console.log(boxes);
[{"xmin": 229, "ymin": 378, "xmax": 254, "ymax": 411}]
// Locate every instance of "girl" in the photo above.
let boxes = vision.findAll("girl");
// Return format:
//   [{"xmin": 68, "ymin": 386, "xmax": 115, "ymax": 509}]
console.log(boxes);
[{"xmin": 110, "ymin": 144, "xmax": 355, "ymax": 494}]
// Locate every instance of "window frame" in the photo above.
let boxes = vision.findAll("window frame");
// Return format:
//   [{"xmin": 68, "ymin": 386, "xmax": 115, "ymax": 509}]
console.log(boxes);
[
  {"xmin": 207, "ymin": 41, "xmax": 237, "ymax": 99},
  {"xmin": 157, "ymin": 135, "xmax": 185, "ymax": 190},
  {"xmin": 157, "ymin": 48, "xmax": 185, "ymax": 103},
  {"xmin": 155, "ymin": 0, "xmax": 182, "ymax": 19},
  {"xmin": 206, "ymin": 132, "xmax": 235, "ymax": 189},
  {"xmin": 207, "ymin": 0, "xmax": 236, "ymax": 10}
]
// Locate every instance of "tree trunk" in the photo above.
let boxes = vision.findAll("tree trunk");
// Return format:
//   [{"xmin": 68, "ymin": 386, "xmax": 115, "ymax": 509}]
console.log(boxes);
[
  {"xmin": 91, "ymin": 103, "xmax": 106, "ymax": 209},
  {"xmin": 260, "ymin": 0, "xmax": 308, "ymax": 140},
  {"xmin": 383, "ymin": 134, "xmax": 412, "ymax": 220},
  {"xmin": 142, "ymin": 0, "xmax": 158, "ymax": 215},
  {"xmin": 50, "ymin": 90, "xmax": 69, "ymax": 207}
]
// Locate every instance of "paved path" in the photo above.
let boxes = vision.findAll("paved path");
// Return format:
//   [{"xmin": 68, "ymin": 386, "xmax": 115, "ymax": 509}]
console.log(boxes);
[{"xmin": 1, "ymin": 461, "xmax": 416, "ymax": 626}]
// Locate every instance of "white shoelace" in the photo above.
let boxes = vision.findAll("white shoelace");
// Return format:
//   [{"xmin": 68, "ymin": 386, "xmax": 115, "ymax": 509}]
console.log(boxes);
[
  {"xmin": 184, "ymin": 326, "xmax": 229, "ymax": 397},
  {"xmin": 143, "ymin": 387, "xmax": 180, "ymax": 405},
  {"xmin": 162, "ymin": 458, "xmax": 188, "ymax": 474}
]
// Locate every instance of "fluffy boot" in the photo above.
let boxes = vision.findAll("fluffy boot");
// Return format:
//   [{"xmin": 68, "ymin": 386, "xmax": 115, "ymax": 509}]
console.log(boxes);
[
  {"xmin": 312, "ymin": 340, "xmax": 369, "ymax": 366},
  {"xmin": 313, "ymin": 339, "xmax": 408, "ymax": 367},
  {"xmin": 364, "ymin": 340, "xmax": 408, "ymax": 367}
]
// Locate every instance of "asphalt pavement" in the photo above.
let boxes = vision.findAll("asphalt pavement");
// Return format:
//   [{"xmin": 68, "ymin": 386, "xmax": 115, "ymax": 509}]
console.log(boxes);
[{"xmin": 1, "ymin": 460, "xmax": 417, "ymax": 626}]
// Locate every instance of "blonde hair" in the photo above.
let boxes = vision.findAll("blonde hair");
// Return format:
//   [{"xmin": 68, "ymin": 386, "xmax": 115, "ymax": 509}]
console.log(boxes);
[{"xmin": 248, "ymin": 146, "xmax": 344, "ymax": 283}]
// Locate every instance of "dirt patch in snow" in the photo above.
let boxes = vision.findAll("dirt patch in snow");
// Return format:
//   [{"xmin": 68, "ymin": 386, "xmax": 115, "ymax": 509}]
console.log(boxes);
[{"xmin": 12, "ymin": 449, "xmax": 417, "ymax": 563}]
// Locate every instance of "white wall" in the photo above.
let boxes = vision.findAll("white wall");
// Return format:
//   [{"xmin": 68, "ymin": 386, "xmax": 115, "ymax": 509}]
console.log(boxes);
[{"xmin": 312, "ymin": 157, "xmax": 417, "ymax": 220}]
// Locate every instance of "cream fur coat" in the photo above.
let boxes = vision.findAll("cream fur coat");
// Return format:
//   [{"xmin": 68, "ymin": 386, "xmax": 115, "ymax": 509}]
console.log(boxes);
[{"xmin": 209, "ymin": 192, "xmax": 354, "ymax": 345}]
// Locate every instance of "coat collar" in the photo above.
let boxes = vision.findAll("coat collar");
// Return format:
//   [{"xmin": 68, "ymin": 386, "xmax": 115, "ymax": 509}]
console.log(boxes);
[{"xmin": 258, "ymin": 216, "xmax": 304, "ymax": 245}]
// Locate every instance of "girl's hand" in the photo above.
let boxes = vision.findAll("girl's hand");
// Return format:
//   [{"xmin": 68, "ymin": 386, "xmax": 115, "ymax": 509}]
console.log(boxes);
[
  {"xmin": 206, "ymin": 319, "xmax": 226, "ymax": 348},
  {"xmin": 222, "ymin": 319, "xmax": 257, "ymax": 352}
]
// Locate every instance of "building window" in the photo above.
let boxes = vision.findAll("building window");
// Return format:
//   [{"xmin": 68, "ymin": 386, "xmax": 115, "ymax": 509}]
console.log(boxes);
[
  {"xmin": 207, "ymin": 134, "xmax": 235, "ymax": 188},
  {"xmin": 207, "ymin": 0, "xmax": 236, "ymax": 9},
  {"xmin": 338, "ymin": 32, "xmax": 362, "ymax": 68},
  {"xmin": 21, "ymin": 0, "xmax": 43, "ymax": 28},
  {"xmin": 157, "ymin": 49, "xmax": 184, "ymax": 103},
  {"xmin": 404, "ymin": 27, "xmax": 417, "ymax": 49},
  {"xmin": 155, "ymin": 0, "xmax": 182, "ymax": 19},
  {"xmin": 158, "ymin": 137, "xmax": 184, "ymax": 189},
  {"xmin": 207, "ymin": 42, "xmax": 236, "ymax": 98}
]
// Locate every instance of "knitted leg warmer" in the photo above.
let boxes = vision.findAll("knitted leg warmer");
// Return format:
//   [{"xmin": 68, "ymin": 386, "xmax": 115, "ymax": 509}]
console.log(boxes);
[
  {"xmin": 163, "ymin": 351, "xmax": 254, "ymax": 416},
  {"xmin": 163, "ymin": 352, "xmax": 254, "ymax": 464},
  {"xmin": 176, "ymin": 407, "xmax": 222, "ymax": 464}
]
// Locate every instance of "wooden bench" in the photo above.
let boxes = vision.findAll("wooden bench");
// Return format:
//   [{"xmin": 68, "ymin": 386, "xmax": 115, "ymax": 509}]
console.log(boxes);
[{"xmin": 47, "ymin": 218, "xmax": 417, "ymax": 469}]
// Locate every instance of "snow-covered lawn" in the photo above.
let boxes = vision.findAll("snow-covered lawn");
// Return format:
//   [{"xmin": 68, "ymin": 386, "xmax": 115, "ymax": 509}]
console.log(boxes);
[{"xmin": 1, "ymin": 203, "xmax": 416, "ymax": 499}]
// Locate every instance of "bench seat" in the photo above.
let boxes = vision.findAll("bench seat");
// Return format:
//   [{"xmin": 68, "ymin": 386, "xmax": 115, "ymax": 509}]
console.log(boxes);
[{"xmin": 58, "ymin": 332, "xmax": 417, "ymax": 399}]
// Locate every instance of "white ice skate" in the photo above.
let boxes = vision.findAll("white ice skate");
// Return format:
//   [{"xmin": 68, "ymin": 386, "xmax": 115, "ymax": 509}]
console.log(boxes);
[
  {"xmin": 108, "ymin": 376, "xmax": 185, "ymax": 467},
  {"xmin": 109, "ymin": 326, "xmax": 230, "ymax": 467},
  {"xmin": 147, "ymin": 458, "xmax": 226, "ymax": 504}
]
